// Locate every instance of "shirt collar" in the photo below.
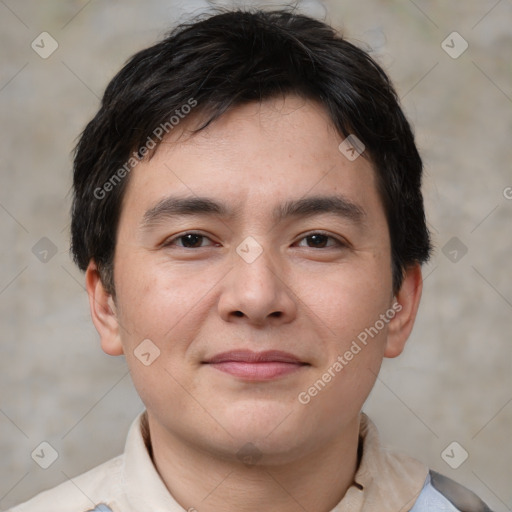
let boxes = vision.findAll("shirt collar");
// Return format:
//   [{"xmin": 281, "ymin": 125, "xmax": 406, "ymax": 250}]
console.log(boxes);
[
  {"xmin": 120, "ymin": 411, "xmax": 428, "ymax": 512},
  {"xmin": 329, "ymin": 413, "xmax": 429, "ymax": 512},
  {"xmin": 121, "ymin": 410, "xmax": 184, "ymax": 511}
]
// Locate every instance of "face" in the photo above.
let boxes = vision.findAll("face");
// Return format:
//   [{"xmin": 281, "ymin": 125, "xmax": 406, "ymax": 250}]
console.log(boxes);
[{"xmin": 88, "ymin": 95, "xmax": 421, "ymax": 465}]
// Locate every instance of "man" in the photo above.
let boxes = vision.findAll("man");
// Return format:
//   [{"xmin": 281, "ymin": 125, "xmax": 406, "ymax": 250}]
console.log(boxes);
[{"xmin": 12, "ymin": 8, "xmax": 492, "ymax": 512}]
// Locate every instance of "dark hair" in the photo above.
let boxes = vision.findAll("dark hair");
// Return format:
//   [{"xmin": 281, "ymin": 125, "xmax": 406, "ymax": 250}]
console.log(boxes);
[{"xmin": 71, "ymin": 8, "xmax": 431, "ymax": 295}]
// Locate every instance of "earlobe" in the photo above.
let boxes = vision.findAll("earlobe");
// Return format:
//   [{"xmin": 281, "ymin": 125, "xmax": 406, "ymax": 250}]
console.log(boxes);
[
  {"xmin": 85, "ymin": 261, "xmax": 124, "ymax": 356},
  {"xmin": 384, "ymin": 264, "xmax": 423, "ymax": 358}
]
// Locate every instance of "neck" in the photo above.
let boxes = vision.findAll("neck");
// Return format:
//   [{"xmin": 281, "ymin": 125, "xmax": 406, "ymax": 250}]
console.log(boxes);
[{"xmin": 146, "ymin": 414, "xmax": 361, "ymax": 512}]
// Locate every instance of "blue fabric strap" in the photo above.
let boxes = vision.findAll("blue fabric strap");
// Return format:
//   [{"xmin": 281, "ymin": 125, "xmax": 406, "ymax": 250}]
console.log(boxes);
[
  {"xmin": 87, "ymin": 505, "xmax": 113, "ymax": 512},
  {"xmin": 410, "ymin": 471, "xmax": 493, "ymax": 512}
]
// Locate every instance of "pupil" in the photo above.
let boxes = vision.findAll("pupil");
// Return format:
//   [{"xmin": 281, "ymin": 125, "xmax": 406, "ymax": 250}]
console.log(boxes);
[
  {"xmin": 309, "ymin": 234, "xmax": 327, "ymax": 248},
  {"xmin": 184, "ymin": 234, "xmax": 202, "ymax": 247}
]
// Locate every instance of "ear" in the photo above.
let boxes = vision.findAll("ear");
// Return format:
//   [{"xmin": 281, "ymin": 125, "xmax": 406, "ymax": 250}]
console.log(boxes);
[
  {"xmin": 384, "ymin": 264, "xmax": 423, "ymax": 358},
  {"xmin": 85, "ymin": 261, "xmax": 124, "ymax": 356}
]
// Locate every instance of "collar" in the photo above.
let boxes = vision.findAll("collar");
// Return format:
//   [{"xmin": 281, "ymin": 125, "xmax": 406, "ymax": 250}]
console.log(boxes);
[
  {"xmin": 121, "ymin": 411, "xmax": 184, "ymax": 511},
  {"xmin": 330, "ymin": 413, "xmax": 429, "ymax": 511},
  {"xmin": 119, "ymin": 411, "xmax": 428, "ymax": 512}
]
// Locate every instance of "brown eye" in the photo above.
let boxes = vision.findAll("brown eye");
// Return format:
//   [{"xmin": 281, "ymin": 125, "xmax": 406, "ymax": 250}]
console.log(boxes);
[
  {"xmin": 164, "ymin": 232, "xmax": 214, "ymax": 249},
  {"xmin": 305, "ymin": 234, "xmax": 329, "ymax": 248},
  {"xmin": 296, "ymin": 232, "xmax": 344, "ymax": 249},
  {"xmin": 178, "ymin": 233, "xmax": 205, "ymax": 248}
]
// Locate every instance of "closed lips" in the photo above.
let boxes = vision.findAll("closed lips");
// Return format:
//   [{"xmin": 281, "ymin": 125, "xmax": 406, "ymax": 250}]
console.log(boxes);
[
  {"xmin": 203, "ymin": 350, "xmax": 307, "ymax": 364},
  {"xmin": 203, "ymin": 350, "xmax": 310, "ymax": 380}
]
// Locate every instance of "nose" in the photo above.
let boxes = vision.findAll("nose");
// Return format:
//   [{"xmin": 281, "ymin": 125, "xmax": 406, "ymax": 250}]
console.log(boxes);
[{"xmin": 217, "ymin": 244, "xmax": 297, "ymax": 327}]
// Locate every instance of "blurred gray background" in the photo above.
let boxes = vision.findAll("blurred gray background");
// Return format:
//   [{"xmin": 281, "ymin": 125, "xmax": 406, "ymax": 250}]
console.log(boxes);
[{"xmin": 1, "ymin": 0, "xmax": 511, "ymax": 510}]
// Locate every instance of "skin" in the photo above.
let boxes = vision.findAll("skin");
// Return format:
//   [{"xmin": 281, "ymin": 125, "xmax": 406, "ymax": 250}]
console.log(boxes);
[{"xmin": 86, "ymin": 95, "xmax": 423, "ymax": 512}]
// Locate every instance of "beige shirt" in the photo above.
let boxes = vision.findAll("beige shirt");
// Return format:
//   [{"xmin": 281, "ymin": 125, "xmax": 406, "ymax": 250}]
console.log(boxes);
[{"xmin": 11, "ymin": 412, "xmax": 429, "ymax": 512}]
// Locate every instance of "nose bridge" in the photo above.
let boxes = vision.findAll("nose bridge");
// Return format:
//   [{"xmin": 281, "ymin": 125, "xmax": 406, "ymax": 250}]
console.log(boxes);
[
  {"xmin": 218, "ymin": 237, "xmax": 296, "ymax": 325},
  {"xmin": 234, "ymin": 239, "xmax": 282, "ymax": 301}
]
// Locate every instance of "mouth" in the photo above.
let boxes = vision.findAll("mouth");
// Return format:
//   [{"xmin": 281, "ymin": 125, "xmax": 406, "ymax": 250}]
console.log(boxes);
[{"xmin": 202, "ymin": 350, "xmax": 309, "ymax": 381}]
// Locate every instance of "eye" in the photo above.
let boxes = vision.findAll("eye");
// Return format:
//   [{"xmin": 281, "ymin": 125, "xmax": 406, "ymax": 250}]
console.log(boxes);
[
  {"xmin": 295, "ymin": 232, "xmax": 346, "ymax": 249},
  {"xmin": 162, "ymin": 231, "xmax": 345, "ymax": 250},
  {"xmin": 163, "ymin": 232, "xmax": 216, "ymax": 249}
]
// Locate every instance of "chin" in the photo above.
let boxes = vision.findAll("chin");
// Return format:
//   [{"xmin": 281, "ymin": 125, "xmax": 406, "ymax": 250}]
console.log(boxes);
[{"xmin": 219, "ymin": 402, "xmax": 311, "ymax": 451}]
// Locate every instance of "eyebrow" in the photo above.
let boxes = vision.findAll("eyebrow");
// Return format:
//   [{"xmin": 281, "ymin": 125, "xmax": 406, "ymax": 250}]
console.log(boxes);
[
  {"xmin": 275, "ymin": 195, "xmax": 365, "ymax": 224},
  {"xmin": 140, "ymin": 194, "xmax": 365, "ymax": 229}
]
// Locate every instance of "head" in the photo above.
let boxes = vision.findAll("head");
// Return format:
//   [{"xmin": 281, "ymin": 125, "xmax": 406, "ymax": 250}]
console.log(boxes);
[{"xmin": 72, "ymin": 8, "xmax": 431, "ymax": 464}]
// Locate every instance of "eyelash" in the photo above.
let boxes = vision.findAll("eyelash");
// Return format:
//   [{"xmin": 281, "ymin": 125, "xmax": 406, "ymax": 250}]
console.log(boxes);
[{"xmin": 162, "ymin": 231, "xmax": 347, "ymax": 249}]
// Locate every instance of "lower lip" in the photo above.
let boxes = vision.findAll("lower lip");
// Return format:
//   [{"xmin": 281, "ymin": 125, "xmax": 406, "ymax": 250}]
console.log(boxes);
[{"xmin": 207, "ymin": 361, "xmax": 306, "ymax": 380}]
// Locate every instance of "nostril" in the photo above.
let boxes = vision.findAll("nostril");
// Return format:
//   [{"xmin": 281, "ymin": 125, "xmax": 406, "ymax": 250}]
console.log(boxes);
[{"xmin": 233, "ymin": 311, "xmax": 244, "ymax": 317}]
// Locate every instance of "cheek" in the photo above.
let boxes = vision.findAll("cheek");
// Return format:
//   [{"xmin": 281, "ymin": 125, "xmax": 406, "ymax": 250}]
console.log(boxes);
[
  {"xmin": 114, "ymin": 254, "xmax": 204, "ymax": 337},
  {"xmin": 113, "ymin": 256, "xmax": 223, "ymax": 397},
  {"xmin": 306, "ymin": 260, "xmax": 392, "ymax": 401},
  {"xmin": 303, "ymin": 260, "xmax": 392, "ymax": 342},
  {"xmin": 114, "ymin": 270, "xmax": 196, "ymax": 412}
]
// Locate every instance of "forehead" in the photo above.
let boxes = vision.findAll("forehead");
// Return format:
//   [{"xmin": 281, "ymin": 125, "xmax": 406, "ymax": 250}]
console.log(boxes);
[{"xmin": 121, "ymin": 95, "xmax": 381, "ymax": 221}]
